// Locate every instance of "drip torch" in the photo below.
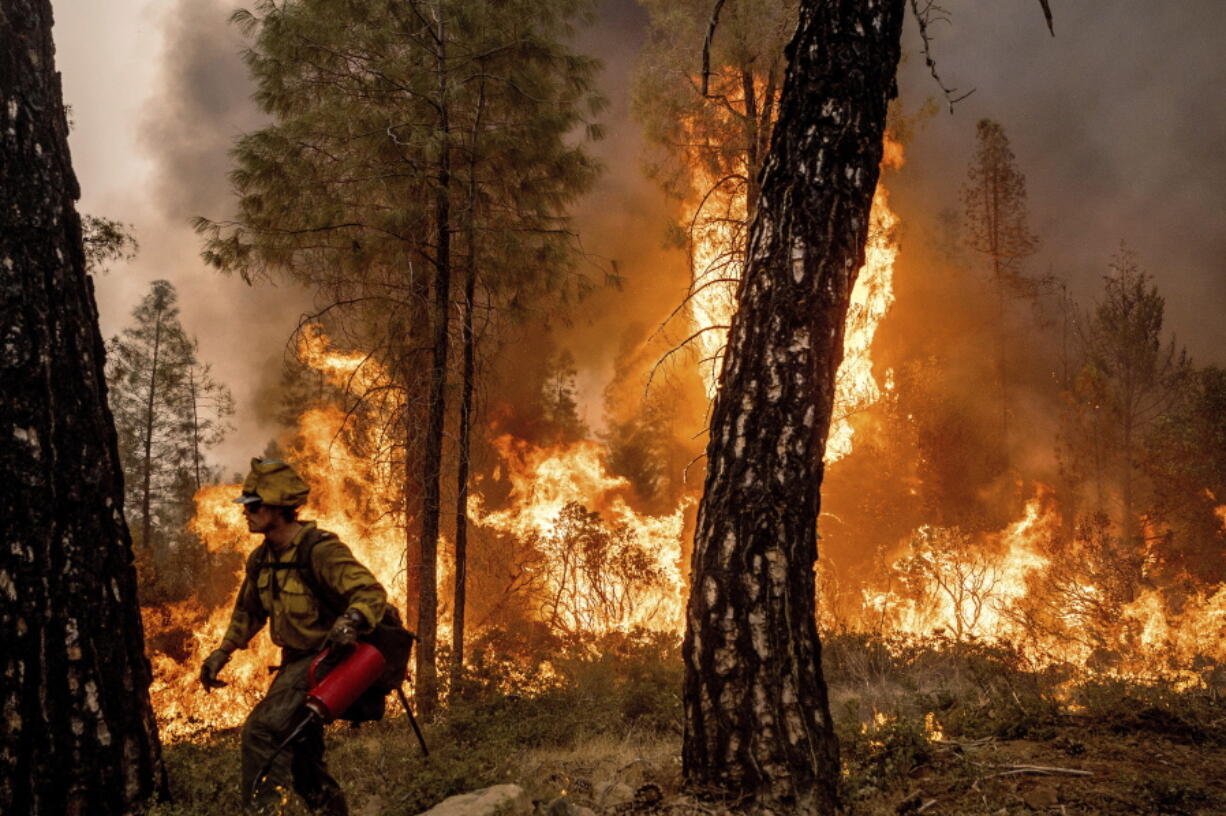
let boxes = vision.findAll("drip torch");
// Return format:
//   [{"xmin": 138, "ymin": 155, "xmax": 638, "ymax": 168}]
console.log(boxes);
[{"xmin": 251, "ymin": 642, "xmax": 429, "ymax": 798}]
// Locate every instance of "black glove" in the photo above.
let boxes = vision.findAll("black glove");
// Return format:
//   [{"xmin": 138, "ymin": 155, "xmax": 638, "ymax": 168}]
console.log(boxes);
[
  {"xmin": 200, "ymin": 648, "xmax": 230, "ymax": 691},
  {"xmin": 325, "ymin": 609, "xmax": 365, "ymax": 648}
]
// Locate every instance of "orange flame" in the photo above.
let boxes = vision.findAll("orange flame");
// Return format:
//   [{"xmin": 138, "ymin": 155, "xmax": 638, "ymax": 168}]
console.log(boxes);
[
  {"xmin": 686, "ymin": 135, "xmax": 903, "ymax": 463},
  {"xmin": 472, "ymin": 435, "xmax": 690, "ymax": 634},
  {"xmin": 147, "ymin": 333, "xmax": 412, "ymax": 740}
]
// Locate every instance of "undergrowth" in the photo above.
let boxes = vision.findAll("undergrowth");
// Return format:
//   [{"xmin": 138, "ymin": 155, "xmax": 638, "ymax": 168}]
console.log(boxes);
[
  {"xmin": 146, "ymin": 629, "xmax": 682, "ymax": 815},
  {"xmin": 147, "ymin": 629, "xmax": 1226, "ymax": 815}
]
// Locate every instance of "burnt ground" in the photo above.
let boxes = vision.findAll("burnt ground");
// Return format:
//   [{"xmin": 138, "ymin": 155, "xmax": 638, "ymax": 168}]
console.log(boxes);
[{"xmin": 877, "ymin": 725, "xmax": 1226, "ymax": 815}]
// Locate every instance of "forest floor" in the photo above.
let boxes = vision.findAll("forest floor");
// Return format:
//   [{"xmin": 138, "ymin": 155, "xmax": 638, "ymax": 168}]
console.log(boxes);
[{"xmin": 147, "ymin": 632, "xmax": 1226, "ymax": 816}]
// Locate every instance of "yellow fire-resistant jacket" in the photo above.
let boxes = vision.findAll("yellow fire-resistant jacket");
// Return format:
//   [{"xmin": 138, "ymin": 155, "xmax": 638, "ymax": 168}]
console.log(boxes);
[{"xmin": 220, "ymin": 522, "xmax": 387, "ymax": 654}]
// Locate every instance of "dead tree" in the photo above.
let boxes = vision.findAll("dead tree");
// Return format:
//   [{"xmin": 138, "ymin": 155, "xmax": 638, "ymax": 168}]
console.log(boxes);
[
  {"xmin": 682, "ymin": 1, "xmax": 905, "ymax": 813},
  {"xmin": 0, "ymin": 1, "xmax": 168, "ymax": 812}
]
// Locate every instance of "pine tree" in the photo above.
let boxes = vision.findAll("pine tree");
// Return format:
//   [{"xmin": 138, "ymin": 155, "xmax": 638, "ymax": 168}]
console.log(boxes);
[
  {"xmin": 1, "ymin": 1, "xmax": 167, "ymax": 809},
  {"xmin": 1064, "ymin": 249, "xmax": 1191, "ymax": 593},
  {"xmin": 81, "ymin": 214, "xmax": 137, "ymax": 275},
  {"xmin": 961, "ymin": 118, "xmax": 1039, "ymax": 457},
  {"xmin": 106, "ymin": 280, "xmax": 233, "ymax": 597},
  {"xmin": 197, "ymin": 0, "xmax": 603, "ymax": 715}
]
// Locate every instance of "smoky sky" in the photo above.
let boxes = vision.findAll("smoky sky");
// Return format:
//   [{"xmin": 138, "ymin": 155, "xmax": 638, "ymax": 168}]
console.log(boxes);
[
  {"xmin": 141, "ymin": 0, "xmax": 266, "ymax": 222},
  {"xmin": 890, "ymin": 0, "xmax": 1226, "ymax": 365}
]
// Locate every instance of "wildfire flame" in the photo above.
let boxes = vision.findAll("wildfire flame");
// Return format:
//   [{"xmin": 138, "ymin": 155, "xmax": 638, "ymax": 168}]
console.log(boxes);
[
  {"xmin": 686, "ymin": 135, "xmax": 903, "ymax": 463},
  {"xmin": 860, "ymin": 493, "xmax": 1053, "ymax": 643},
  {"xmin": 472, "ymin": 435, "xmax": 689, "ymax": 634},
  {"xmin": 146, "ymin": 328, "xmax": 689, "ymax": 736}
]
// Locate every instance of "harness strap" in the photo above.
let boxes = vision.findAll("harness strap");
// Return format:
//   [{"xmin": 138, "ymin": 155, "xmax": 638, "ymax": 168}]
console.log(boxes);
[{"xmin": 246, "ymin": 530, "xmax": 346, "ymax": 614}]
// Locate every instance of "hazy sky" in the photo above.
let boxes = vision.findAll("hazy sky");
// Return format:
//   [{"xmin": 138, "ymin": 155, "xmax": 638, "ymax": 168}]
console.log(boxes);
[{"xmin": 52, "ymin": 0, "xmax": 1226, "ymax": 474}]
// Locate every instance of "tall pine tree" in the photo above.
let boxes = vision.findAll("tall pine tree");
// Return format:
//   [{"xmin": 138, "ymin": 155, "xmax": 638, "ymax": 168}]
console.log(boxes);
[
  {"xmin": 961, "ymin": 118, "xmax": 1038, "ymax": 460},
  {"xmin": 198, "ymin": 0, "xmax": 603, "ymax": 714},
  {"xmin": 106, "ymin": 279, "xmax": 233, "ymax": 599},
  {"xmin": 0, "ymin": 1, "xmax": 167, "ymax": 810}
]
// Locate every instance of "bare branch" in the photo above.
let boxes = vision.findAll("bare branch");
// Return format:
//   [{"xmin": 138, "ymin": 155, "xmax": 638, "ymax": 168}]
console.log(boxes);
[
  {"xmin": 908, "ymin": 0, "xmax": 976, "ymax": 114},
  {"xmin": 700, "ymin": 0, "xmax": 730, "ymax": 98},
  {"xmin": 1037, "ymin": 0, "xmax": 1055, "ymax": 36}
]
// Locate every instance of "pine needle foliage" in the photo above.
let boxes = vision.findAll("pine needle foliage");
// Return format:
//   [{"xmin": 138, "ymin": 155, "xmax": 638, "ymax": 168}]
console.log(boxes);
[{"xmin": 194, "ymin": 0, "xmax": 606, "ymax": 716}]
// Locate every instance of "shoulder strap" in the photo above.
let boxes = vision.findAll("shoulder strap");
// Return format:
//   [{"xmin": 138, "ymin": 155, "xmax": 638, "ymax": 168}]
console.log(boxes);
[
  {"xmin": 296, "ymin": 527, "xmax": 348, "ymax": 617},
  {"xmin": 244, "ymin": 542, "xmax": 268, "ymax": 586}
]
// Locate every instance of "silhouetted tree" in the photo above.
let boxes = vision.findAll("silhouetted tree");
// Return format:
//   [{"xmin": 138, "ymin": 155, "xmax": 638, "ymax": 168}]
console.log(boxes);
[
  {"xmin": 1064, "ymin": 249, "xmax": 1191, "ymax": 593},
  {"xmin": 962, "ymin": 118, "xmax": 1039, "ymax": 459}
]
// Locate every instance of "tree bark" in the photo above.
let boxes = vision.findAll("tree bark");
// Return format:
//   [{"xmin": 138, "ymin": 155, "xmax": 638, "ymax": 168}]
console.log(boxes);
[
  {"xmin": 0, "ymin": 2, "xmax": 168, "ymax": 812},
  {"xmin": 416, "ymin": 5, "xmax": 450, "ymax": 719},
  {"xmin": 682, "ymin": 2, "xmax": 904, "ymax": 814},
  {"xmin": 451, "ymin": 249, "xmax": 475, "ymax": 695},
  {"xmin": 451, "ymin": 74, "xmax": 485, "ymax": 696}
]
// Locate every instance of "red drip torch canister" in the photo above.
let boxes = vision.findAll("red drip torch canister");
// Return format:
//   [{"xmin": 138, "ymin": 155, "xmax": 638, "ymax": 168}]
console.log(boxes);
[{"xmin": 306, "ymin": 642, "xmax": 386, "ymax": 721}]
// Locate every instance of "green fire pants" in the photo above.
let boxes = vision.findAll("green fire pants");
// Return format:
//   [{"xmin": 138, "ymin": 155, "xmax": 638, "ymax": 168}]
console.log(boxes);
[{"xmin": 241, "ymin": 653, "xmax": 348, "ymax": 816}]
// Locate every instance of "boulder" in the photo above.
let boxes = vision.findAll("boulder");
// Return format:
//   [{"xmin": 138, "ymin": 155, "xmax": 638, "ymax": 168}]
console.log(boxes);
[{"xmin": 414, "ymin": 784, "xmax": 532, "ymax": 816}]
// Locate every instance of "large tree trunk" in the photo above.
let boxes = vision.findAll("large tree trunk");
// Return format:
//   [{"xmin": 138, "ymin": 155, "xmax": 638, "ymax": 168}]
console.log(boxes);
[
  {"xmin": 0, "ymin": 2, "xmax": 168, "ymax": 812},
  {"xmin": 682, "ymin": 2, "xmax": 904, "ymax": 814}
]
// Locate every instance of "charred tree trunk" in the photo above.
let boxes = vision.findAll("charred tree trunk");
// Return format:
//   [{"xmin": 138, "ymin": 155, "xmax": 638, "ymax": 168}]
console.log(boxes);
[
  {"xmin": 399, "ymin": 304, "xmax": 429, "ymax": 631},
  {"xmin": 451, "ymin": 77, "xmax": 484, "ymax": 695},
  {"xmin": 0, "ymin": 2, "xmax": 168, "ymax": 812},
  {"xmin": 451, "ymin": 252, "xmax": 476, "ymax": 694},
  {"xmin": 682, "ymin": 2, "xmax": 904, "ymax": 813},
  {"xmin": 416, "ymin": 10, "xmax": 450, "ymax": 719},
  {"xmin": 188, "ymin": 366, "xmax": 202, "ymax": 493}
]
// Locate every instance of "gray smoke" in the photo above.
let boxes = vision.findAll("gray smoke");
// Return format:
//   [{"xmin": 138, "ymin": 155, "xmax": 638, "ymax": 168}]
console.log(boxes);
[{"xmin": 893, "ymin": 0, "xmax": 1226, "ymax": 364}]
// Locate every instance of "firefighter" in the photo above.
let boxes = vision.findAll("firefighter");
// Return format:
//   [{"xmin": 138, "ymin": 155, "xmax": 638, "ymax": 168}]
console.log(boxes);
[{"xmin": 199, "ymin": 458, "xmax": 387, "ymax": 816}]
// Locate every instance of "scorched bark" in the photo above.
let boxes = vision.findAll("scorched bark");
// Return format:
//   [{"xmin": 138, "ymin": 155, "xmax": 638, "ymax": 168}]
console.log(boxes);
[
  {"xmin": 0, "ymin": 1, "xmax": 167, "ymax": 813},
  {"xmin": 682, "ymin": 1, "xmax": 905, "ymax": 814}
]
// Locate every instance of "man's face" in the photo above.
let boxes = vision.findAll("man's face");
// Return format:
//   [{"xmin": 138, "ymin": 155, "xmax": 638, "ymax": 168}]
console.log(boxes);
[{"xmin": 243, "ymin": 501, "xmax": 279, "ymax": 535}]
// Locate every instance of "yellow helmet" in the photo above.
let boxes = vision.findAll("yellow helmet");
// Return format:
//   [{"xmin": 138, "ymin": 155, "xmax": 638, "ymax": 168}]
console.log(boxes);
[{"xmin": 233, "ymin": 458, "xmax": 310, "ymax": 508}]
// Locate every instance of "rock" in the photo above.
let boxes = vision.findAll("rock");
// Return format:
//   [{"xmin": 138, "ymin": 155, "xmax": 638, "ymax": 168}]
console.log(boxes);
[
  {"xmin": 414, "ymin": 784, "xmax": 532, "ymax": 816},
  {"xmin": 1022, "ymin": 785, "xmax": 1059, "ymax": 811},
  {"xmin": 596, "ymin": 782, "xmax": 634, "ymax": 809}
]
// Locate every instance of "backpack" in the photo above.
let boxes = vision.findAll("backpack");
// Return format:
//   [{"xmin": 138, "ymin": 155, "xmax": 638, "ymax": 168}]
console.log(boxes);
[{"xmin": 247, "ymin": 527, "xmax": 416, "ymax": 723}]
